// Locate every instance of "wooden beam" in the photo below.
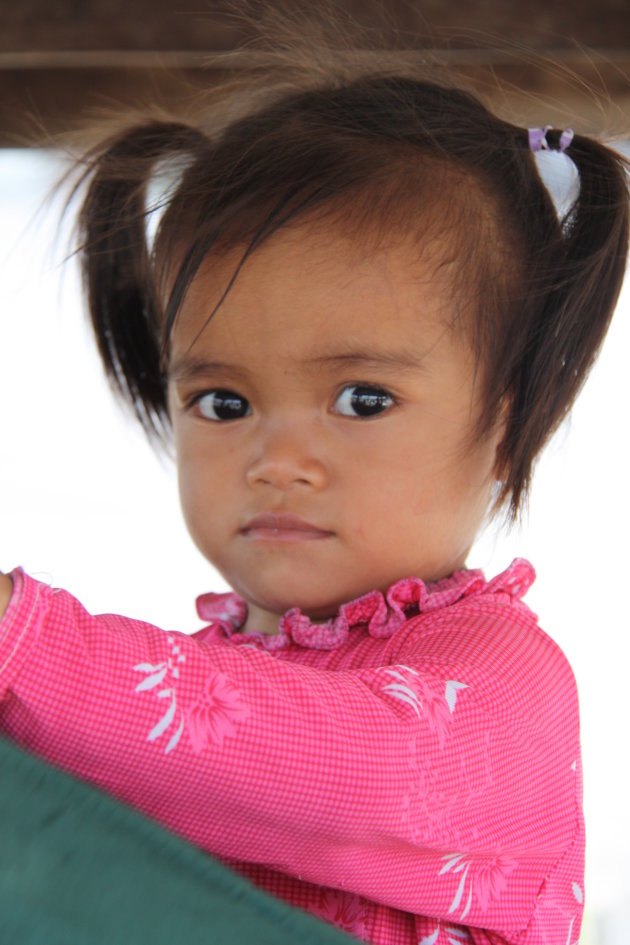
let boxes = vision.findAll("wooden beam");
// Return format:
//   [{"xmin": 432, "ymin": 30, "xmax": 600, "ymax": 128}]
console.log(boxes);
[
  {"xmin": 2, "ymin": 0, "xmax": 630, "ymax": 54},
  {"xmin": 2, "ymin": 51, "xmax": 629, "ymax": 148}
]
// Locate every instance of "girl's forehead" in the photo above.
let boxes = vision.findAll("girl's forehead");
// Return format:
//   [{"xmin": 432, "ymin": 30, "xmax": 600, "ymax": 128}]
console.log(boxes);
[{"xmin": 173, "ymin": 221, "xmax": 461, "ymax": 352}]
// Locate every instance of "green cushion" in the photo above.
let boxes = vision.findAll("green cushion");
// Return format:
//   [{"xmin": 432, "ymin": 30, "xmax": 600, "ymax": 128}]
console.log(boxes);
[{"xmin": 0, "ymin": 736, "xmax": 356, "ymax": 945}]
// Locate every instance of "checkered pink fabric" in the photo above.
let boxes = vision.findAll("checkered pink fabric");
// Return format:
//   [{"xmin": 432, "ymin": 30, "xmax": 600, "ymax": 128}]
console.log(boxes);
[{"xmin": 0, "ymin": 560, "xmax": 584, "ymax": 945}]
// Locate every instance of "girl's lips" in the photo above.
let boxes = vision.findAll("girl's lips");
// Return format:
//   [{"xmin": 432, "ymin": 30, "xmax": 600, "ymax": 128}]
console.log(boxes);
[{"xmin": 240, "ymin": 513, "xmax": 334, "ymax": 542}]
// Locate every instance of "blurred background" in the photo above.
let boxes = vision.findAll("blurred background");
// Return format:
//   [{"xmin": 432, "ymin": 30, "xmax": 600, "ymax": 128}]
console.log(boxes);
[{"xmin": 0, "ymin": 3, "xmax": 629, "ymax": 943}]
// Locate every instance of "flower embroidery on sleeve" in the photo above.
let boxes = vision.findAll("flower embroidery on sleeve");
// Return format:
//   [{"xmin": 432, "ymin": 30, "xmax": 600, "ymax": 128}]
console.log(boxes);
[
  {"xmin": 566, "ymin": 881, "xmax": 584, "ymax": 945},
  {"xmin": 439, "ymin": 852, "xmax": 517, "ymax": 920},
  {"xmin": 310, "ymin": 889, "xmax": 366, "ymax": 939},
  {"xmin": 133, "ymin": 635, "xmax": 250, "ymax": 755},
  {"xmin": 133, "ymin": 636, "xmax": 188, "ymax": 754},
  {"xmin": 418, "ymin": 921, "xmax": 471, "ymax": 945},
  {"xmin": 186, "ymin": 671, "xmax": 251, "ymax": 753},
  {"xmin": 418, "ymin": 926, "xmax": 441, "ymax": 945},
  {"xmin": 373, "ymin": 665, "xmax": 467, "ymax": 747}
]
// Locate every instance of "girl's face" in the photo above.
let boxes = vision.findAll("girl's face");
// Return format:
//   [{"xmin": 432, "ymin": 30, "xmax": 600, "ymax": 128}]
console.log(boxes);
[{"xmin": 168, "ymin": 223, "xmax": 503, "ymax": 634}]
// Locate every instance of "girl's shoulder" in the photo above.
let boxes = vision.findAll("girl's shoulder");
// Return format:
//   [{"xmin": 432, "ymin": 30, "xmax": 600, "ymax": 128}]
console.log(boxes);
[{"xmin": 392, "ymin": 559, "xmax": 579, "ymax": 724}]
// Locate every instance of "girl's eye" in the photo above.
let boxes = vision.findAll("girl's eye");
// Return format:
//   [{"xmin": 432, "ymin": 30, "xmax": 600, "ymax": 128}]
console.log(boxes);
[
  {"xmin": 333, "ymin": 385, "xmax": 395, "ymax": 418},
  {"xmin": 194, "ymin": 389, "xmax": 252, "ymax": 422}
]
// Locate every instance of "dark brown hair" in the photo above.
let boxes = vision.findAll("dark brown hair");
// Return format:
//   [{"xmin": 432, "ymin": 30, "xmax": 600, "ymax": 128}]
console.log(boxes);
[{"xmin": 71, "ymin": 63, "xmax": 629, "ymax": 520}]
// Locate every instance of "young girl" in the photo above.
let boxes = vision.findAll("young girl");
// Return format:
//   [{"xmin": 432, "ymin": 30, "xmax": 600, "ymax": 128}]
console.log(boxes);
[{"xmin": 0, "ymin": 59, "xmax": 628, "ymax": 945}]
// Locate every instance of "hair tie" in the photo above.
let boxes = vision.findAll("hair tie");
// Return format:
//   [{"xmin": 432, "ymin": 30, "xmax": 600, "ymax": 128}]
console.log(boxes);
[
  {"xmin": 528, "ymin": 126, "xmax": 574, "ymax": 153},
  {"xmin": 528, "ymin": 126, "xmax": 551, "ymax": 151},
  {"xmin": 558, "ymin": 128, "xmax": 574, "ymax": 152}
]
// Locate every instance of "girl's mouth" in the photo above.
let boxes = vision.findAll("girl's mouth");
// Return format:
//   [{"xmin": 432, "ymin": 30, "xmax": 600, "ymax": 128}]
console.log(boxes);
[{"xmin": 240, "ymin": 513, "xmax": 334, "ymax": 542}]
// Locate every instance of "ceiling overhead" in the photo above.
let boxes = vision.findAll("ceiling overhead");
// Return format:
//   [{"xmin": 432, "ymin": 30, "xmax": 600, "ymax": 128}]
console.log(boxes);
[{"xmin": 1, "ymin": 0, "xmax": 629, "ymax": 146}]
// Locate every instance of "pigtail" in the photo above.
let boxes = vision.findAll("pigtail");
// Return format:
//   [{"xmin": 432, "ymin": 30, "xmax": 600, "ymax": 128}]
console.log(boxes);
[
  {"xmin": 76, "ymin": 122, "xmax": 207, "ymax": 436},
  {"xmin": 498, "ymin": 131, "xmax": 629, "ymax": 517},
  {"xmin": 548, "ymin": 131, "xmax": 629, "ymax": 384}
]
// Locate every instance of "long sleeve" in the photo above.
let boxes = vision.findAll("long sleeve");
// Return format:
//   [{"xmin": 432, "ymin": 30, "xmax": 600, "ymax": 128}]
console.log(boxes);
[{"xmin": 0, "ymin": 567, "xmax": 583, "ymax": 942}]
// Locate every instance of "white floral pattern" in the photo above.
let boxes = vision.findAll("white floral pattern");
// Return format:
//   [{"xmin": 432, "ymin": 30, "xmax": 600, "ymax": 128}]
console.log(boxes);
[
  {"xmin": 418, "ymin": 922, "xmax": 471, "ymax": 945},
  {"xmin": 439, "ymin": 852, "xmax": 517, "ymax": 920},
  {"xmin": 134, "ymin": 635, "xmax": 251, "ymax": 755},
  {"xmin": 565, "ymin": 881, "xmax": 584, "ymax": 945},
  {"xmin": 418, "ymin": 925, "xmax": 440, "ymax": 945},
  {"xmin": 376, "ymin": 665, "xmax": 466, "ymax": 747},
  {"xmin": 444, "ymin": 926, "xmax": 471, "ymax": 944},
  {"xmin": 133, "ymin": 636, "xmax": 187, "ymax": 754}
]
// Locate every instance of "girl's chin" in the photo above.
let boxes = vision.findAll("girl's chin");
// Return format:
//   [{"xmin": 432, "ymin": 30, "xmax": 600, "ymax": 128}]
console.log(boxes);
[{"xmin": 224, "ymin": 564, "xmax": 386, "ymax": 620}]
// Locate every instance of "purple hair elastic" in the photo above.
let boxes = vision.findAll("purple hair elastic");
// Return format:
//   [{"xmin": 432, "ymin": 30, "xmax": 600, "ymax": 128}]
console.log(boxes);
[
  {"xmin": 528, "ymin": 126, "xmax": 551, "ymax": 151},
  {"xmin": 528, "ymin": 126, "xmax": 574, "ymax": 153}
]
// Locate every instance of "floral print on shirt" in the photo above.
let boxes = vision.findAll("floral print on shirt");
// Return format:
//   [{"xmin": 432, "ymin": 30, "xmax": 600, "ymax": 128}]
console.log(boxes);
[
  {"xmin": 439, "ymin": 853, "xmax": 518, "ymax": 921},
  {"xmin": 371, "ymin": 665, "xmax": 467, "ymax": 747},
  {"xmin": 1, "ymin": 559, "xmax": 585, "ymax": 945},
  {"xmin": 134, "ymin": 635, "xmax": 250, "ymax": 754}
]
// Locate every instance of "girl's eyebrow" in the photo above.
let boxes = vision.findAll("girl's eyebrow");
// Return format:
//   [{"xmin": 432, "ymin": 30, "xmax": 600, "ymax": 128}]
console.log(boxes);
[
  {"xmin": 303, "ymin": 349, "xmax": 430, "ymax": 372},
  {"xmin": 168, "ymin": 358, "xmax": 251, "ymax": 384},
  {"xmin": 168, "ymin": 348, "xmax": 430, "ymax": 383}
]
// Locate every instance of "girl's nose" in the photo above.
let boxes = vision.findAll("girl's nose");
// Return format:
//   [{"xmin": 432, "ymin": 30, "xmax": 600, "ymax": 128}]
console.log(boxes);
[{"xmin": 245, "ymin": 423, "xmax": 328, "ymax": 492}]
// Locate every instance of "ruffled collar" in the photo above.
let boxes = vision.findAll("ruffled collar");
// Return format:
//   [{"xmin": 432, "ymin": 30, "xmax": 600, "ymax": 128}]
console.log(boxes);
[{"xmin": 195, "ymin": 558, "xmax": 535, "ymax": 652}]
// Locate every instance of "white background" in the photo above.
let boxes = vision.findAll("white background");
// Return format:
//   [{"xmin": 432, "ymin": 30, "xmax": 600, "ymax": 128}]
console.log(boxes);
[{"xmin": 0, "ymin": 150, "xmax": 628, "ymax": 944}]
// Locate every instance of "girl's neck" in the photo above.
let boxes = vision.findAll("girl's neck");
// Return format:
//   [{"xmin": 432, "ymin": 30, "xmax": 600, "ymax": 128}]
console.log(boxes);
[
  {"xmin": 242, "ymin": 603, "xmax": 281, "ymax": 636},
  {"xmin": 243, "ymin": 600, "xmax": 335, "ymax": 637}
]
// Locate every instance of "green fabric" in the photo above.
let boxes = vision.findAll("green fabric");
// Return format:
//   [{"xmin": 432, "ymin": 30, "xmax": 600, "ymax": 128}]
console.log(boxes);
[{"xmin": 0, "ymin": 736, "xmax": 356, "ymax": 944}]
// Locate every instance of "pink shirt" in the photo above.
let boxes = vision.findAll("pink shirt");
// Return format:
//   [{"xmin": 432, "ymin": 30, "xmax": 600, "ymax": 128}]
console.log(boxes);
[{"xmin": 0, "ymin": 560, "xmax": 584, "ymax": 945}]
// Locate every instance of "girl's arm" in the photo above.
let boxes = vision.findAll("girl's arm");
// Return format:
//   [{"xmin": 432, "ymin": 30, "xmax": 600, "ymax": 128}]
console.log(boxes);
[
  {"xmin": 0, "ymin": 567, "xmax": 582, "ymax": 937},
  {"xmin": 0, "ymin": 572, "xmax": 12, "ymax": 619}
]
